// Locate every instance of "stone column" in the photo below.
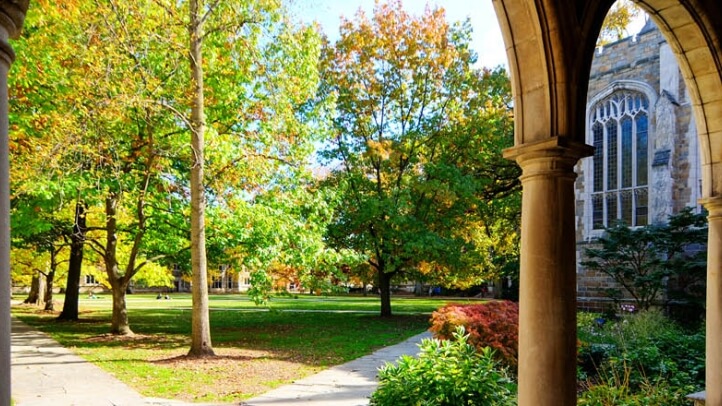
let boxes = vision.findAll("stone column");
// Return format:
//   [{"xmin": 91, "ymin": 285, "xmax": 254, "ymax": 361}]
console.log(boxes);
[
  {"xmin": 0, "ymin": 2, "xmax": 29, "ymax": 405},
  {"xmin": 504, "ymin": 137, "xmax": 593, "ymax": 406},
  {"xmin": 701, "ymin": 197, "xmax": 722, "ymax": 406}
]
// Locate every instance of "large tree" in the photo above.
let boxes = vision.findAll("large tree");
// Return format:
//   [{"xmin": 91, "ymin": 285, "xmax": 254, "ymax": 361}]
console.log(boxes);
[
  {"xmin": 10, "ymin": 0, "xmax": 327, "ymax": 339},
  {"xmin": 319, "ymin": 1, "xmax": 519, "ymax": 316},
  {"xmin": 9, "ymin": 4, "xmax": 94, "ymax": 320}
]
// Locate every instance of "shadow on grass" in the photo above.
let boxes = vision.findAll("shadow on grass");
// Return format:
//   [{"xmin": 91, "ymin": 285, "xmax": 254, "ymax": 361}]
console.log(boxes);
[{"xmin": 13, "ymin": 304, "xmax": 430, "ymax": 367}]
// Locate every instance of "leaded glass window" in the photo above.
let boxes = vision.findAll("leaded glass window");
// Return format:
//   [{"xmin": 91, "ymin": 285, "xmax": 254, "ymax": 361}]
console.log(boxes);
[{"xmin": 590, "ymin": 91, "xmax": 649, "ymax": 229}]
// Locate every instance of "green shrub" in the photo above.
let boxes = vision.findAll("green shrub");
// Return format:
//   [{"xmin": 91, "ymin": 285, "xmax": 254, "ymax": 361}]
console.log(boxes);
[
  {"xmin": 601, "ymin": 311, "xmax": 703, "ymax": 389},
  {"xmin": 370, "ymin": 327, "xmax": 517, "ymax": 406},
  {"xmin": 429, "ymin": 301, "xmax": 518, "ymax": 369},
  {"xmin": 578, "ymin": 310, "xmax": 704, "ymax": 400}
]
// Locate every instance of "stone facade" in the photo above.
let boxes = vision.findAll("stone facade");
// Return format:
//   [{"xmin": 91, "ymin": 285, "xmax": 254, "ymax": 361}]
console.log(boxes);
[{"xmin": 575, "ymin": 19, "xmax": 702, "ymax": 311}]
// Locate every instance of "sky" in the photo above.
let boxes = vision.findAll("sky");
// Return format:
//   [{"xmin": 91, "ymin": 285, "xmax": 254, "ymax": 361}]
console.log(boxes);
[
  {"xmin": 288, "ymin": 0, "xmax": 510, "ymax": 69},
  {"xmin": 288, "ymin": 0, "xmax": 650, "ymax": 71}
]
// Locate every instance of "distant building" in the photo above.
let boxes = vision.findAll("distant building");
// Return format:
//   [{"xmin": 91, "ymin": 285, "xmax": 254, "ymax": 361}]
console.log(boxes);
[
  {"xmin": 575, "ymin": 19, "xmax": 702, "ymax": 311},
  {"xmin": 176, "ymin": 264, "xmax": 252, "ymax": 293}
]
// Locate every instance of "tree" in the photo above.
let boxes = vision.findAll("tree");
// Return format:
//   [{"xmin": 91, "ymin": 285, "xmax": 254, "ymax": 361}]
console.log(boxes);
[
  {"xmin": 214, "ymin": 181, "xmax": 361, "ymax": 305},
  {"xmin": 319, "ymin": 1, "xmax": 518, "ymax": 316},
  {"xmin": 581, "ymin": 208, "xmax": 707, "ymax": 310},
  {"xmin": 9, "ymin": 4, "xmax": 93, "ymax": 319},
  {"xmin": 11, "ymin": 0, "xmax": 328, "ymax": 338},
  {"xmin": 187, "ymin": 0, "xmax": 214, "ymax": 357},
  {"xmin": 10, "ymin": 187, "xmax": 76, "ymax": 312},
  {"xmin": 598, "ymin": 0, "xmax": 643, "ymax": 45},
  {"xmin": 58, "ymin": 200, "xmax": 87, "ymax": 319}
]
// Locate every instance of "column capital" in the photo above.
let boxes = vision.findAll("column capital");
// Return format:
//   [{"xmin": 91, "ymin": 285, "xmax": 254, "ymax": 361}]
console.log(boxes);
[
  {"xmin": 503, "ymin": 137, "xmax": 594, "ymax": 164},
  {"xmin": 700, "ymin": 196, "xmax": 722, "ymax": 217},
  {"xmin": 503, "ymin": 137, "xmax": 594, "ymax": 179}
]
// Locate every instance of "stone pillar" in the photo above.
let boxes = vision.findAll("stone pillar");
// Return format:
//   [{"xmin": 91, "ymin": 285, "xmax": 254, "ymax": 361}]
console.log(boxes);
[
  {"xmin": 701, "ymin": 197, "xmax": 722, "ymax": 406},
  {"xmin": 0, "ymin": 2, "xmax": 29, "ymax": 405},
  {"xmin": 504, "ymin": 137, "xmax": 593, "ymax": 406}
]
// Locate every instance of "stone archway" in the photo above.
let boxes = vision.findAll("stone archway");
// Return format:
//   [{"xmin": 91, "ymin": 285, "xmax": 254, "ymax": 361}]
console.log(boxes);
[
  {"xmin": 493, "ymin": 0, "xmax": 722, "ymax": 405},
  {"xmin": 639, "ymin": 2, "xmax": 722, "ymax": 405},
  {"xmin": 0, "ymin": 1, "xmax": 720, "ymax": 405}
]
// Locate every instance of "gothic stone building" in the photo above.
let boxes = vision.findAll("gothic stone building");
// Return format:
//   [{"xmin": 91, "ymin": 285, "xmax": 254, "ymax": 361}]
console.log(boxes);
[{"xmin": 575, "ymin": 19, "xmax": 703, "ymax": 311}]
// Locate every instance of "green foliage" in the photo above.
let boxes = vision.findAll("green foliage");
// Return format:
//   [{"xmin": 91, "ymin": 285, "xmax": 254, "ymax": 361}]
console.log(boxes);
[
  {"xmin": 318, "ymin": 0, "xmax": 519, "ymax": 315},
  {"xmin": 429, "ymin": 301, "xmax": 518, "ymax": 369},
  {"xmin": 578, "ymin": 310, "xmax": 704, "ymax": 401},
  {"xmin": 581, "ymin": 208, "xmax": 707, "ymax": 310},
  {"xmin": 11, "ymin": 0, "xmax": 334, "ymax": 332},
  {"xmin": 248, "ymin": 269, "xmax": 273, "ymax": 306},
  {"xmin": 580, "ymin": 378, "xmax": 697, "ymax": 406},
  {"xmin": 370, "ymin": 327, "xmax": 516, "ymax": 406}
]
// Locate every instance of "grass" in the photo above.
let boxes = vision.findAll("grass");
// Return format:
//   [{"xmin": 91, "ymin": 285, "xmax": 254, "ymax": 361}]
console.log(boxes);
[
  {"xmin": 72, "ymin": 292, "xmax": 468, "ymax": 313},
  {"xmin": 13, "ymin": 293, "xmax": 483, "ymax": 403}
]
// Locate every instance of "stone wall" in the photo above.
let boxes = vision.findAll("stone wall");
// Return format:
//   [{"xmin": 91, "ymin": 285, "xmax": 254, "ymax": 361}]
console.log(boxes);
[{"xmin": 575, "ymin": 20, "xmax": 701, "ymax": 311}]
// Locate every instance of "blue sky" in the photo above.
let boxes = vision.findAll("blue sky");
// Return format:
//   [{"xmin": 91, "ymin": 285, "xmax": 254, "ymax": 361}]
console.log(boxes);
[
  {"xmin": 288, "ymin": 0, "xmax": 650, "ymax": 71},
  {"xmin": 287, "ymin": 0, "xmax": 510, "ymax": 69}
]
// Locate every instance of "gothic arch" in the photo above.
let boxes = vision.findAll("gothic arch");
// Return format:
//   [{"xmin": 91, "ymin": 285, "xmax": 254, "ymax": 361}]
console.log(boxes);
[
  {"xmin": 493, "ymin": 1, "xmax": 722, "ymax": 405},
  {"xmin": 492, "ymin": 0, "xmax": 615, "ymax": 145}
]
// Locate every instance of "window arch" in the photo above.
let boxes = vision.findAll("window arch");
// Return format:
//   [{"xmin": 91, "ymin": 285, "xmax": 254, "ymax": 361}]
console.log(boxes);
[{"xmin": 589, "ymin": 91, "xmax": 650, "ymax": 229}]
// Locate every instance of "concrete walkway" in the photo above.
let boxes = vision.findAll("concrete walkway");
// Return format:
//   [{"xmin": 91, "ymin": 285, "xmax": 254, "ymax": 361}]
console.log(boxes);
[
  {"xmin": 11, "ymin": 317, "xmax": 430, "ymax": 406},
  {"xmin": 242, "ymin": 331, "xmax": 432, "ymax": 406}
]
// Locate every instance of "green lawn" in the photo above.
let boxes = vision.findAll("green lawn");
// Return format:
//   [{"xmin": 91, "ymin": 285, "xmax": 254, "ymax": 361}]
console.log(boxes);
[
  {"xmin": 13, "ymin": 293, "xmax": 482, "ymax": 403},
  {"xmin": 73, "ymin": 292, "xmax": 474, "ymax": 313}
]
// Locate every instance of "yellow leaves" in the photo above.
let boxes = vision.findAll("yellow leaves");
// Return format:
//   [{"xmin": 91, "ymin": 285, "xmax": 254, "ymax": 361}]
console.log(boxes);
[{"xmin": 365, "ymin": 139, "xmax": 392, "ymax": 161}]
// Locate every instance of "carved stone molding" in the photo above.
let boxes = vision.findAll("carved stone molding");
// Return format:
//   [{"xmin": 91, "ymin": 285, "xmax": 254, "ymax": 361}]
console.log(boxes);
[{"xmin": 0, "ymin": 1, "xmax": 29, "ymax": 65}]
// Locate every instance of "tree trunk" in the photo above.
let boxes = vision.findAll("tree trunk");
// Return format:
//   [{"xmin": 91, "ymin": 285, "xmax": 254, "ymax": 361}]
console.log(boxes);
[
  {"xmin": 110, "ymin": 280, "xmax": 133, "ymax": 335},
  {"xmin": 43, "ymin": 269, "xmax": 55, "ymax": 311},
  {"xmin": 23, "ymin": 272, "xmax": 45, "ymax": 307},
  {"xmin": 104, "ymin": 195, "xmax": 134, "ymax": 335},
  {"xmin": 44, "ymin": 248, "xmax": 59, "ymax": 311},
  {"xmin": 379, "ymin": 270, "xmax": 394, "ymax": 317},
  {"xmin": 58, "ymin": 201, "xmax": 86, "ymax": 321},
  {"xmin": 187, "ymin": 0, "xmax": 214, "ymax": 357}
]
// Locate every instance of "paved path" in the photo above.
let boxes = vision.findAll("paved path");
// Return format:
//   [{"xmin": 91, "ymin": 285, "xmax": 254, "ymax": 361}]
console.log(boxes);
[
  {"xmin": 11, "ymin": 317, "xmax": 430, "ymax": 406},
  {"xmin": 241, "ymin": 331, "xmax": 431, "ymax": 406}
]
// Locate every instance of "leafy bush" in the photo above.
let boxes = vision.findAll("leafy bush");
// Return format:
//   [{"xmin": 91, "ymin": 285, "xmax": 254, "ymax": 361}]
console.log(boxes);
[
  {"xmin": 370, "ymin": 327, "xmax": 517, "ymax": 406},
  {"xmin": 578, "ymin": 310, "xmax": 704, "ymax": 399},
  {"xmin": 429, "ymin": 301, "xmax": 518, "ymax": 368},
  {"xmin": 581, "ymin": 208, "xmax": 707, "ymax": 311}
]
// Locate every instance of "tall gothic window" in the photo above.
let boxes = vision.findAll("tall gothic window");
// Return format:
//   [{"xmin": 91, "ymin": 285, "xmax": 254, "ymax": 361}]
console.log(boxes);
[{"xmin": 590, "ymin": 91, "xmax": 649, "ymax": 229}]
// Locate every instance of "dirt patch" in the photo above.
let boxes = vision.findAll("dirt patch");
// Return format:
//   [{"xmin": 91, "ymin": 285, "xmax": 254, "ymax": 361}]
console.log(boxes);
[
  {"xmin": 86, "ymin": 333, "xmax": 155, "ymax": 343},
  {"xmin": 141, "ymin": 348, "xmax": 318, "ymax": 402}
]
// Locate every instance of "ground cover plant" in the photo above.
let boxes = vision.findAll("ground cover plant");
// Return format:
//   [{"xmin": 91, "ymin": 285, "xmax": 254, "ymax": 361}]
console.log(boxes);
[
  {"xmin": 11, "ymin": 294, "xmax": 477, "ymax": 403},
  {"xmin": 577, "ymin": 310, "xmax": 704, "ymax": 405}
]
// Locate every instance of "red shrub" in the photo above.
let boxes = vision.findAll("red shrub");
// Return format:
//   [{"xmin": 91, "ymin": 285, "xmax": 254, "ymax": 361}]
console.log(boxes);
[{"xmin": 430, "ymin": 300, "xmax": 519, "ymax": 368}]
